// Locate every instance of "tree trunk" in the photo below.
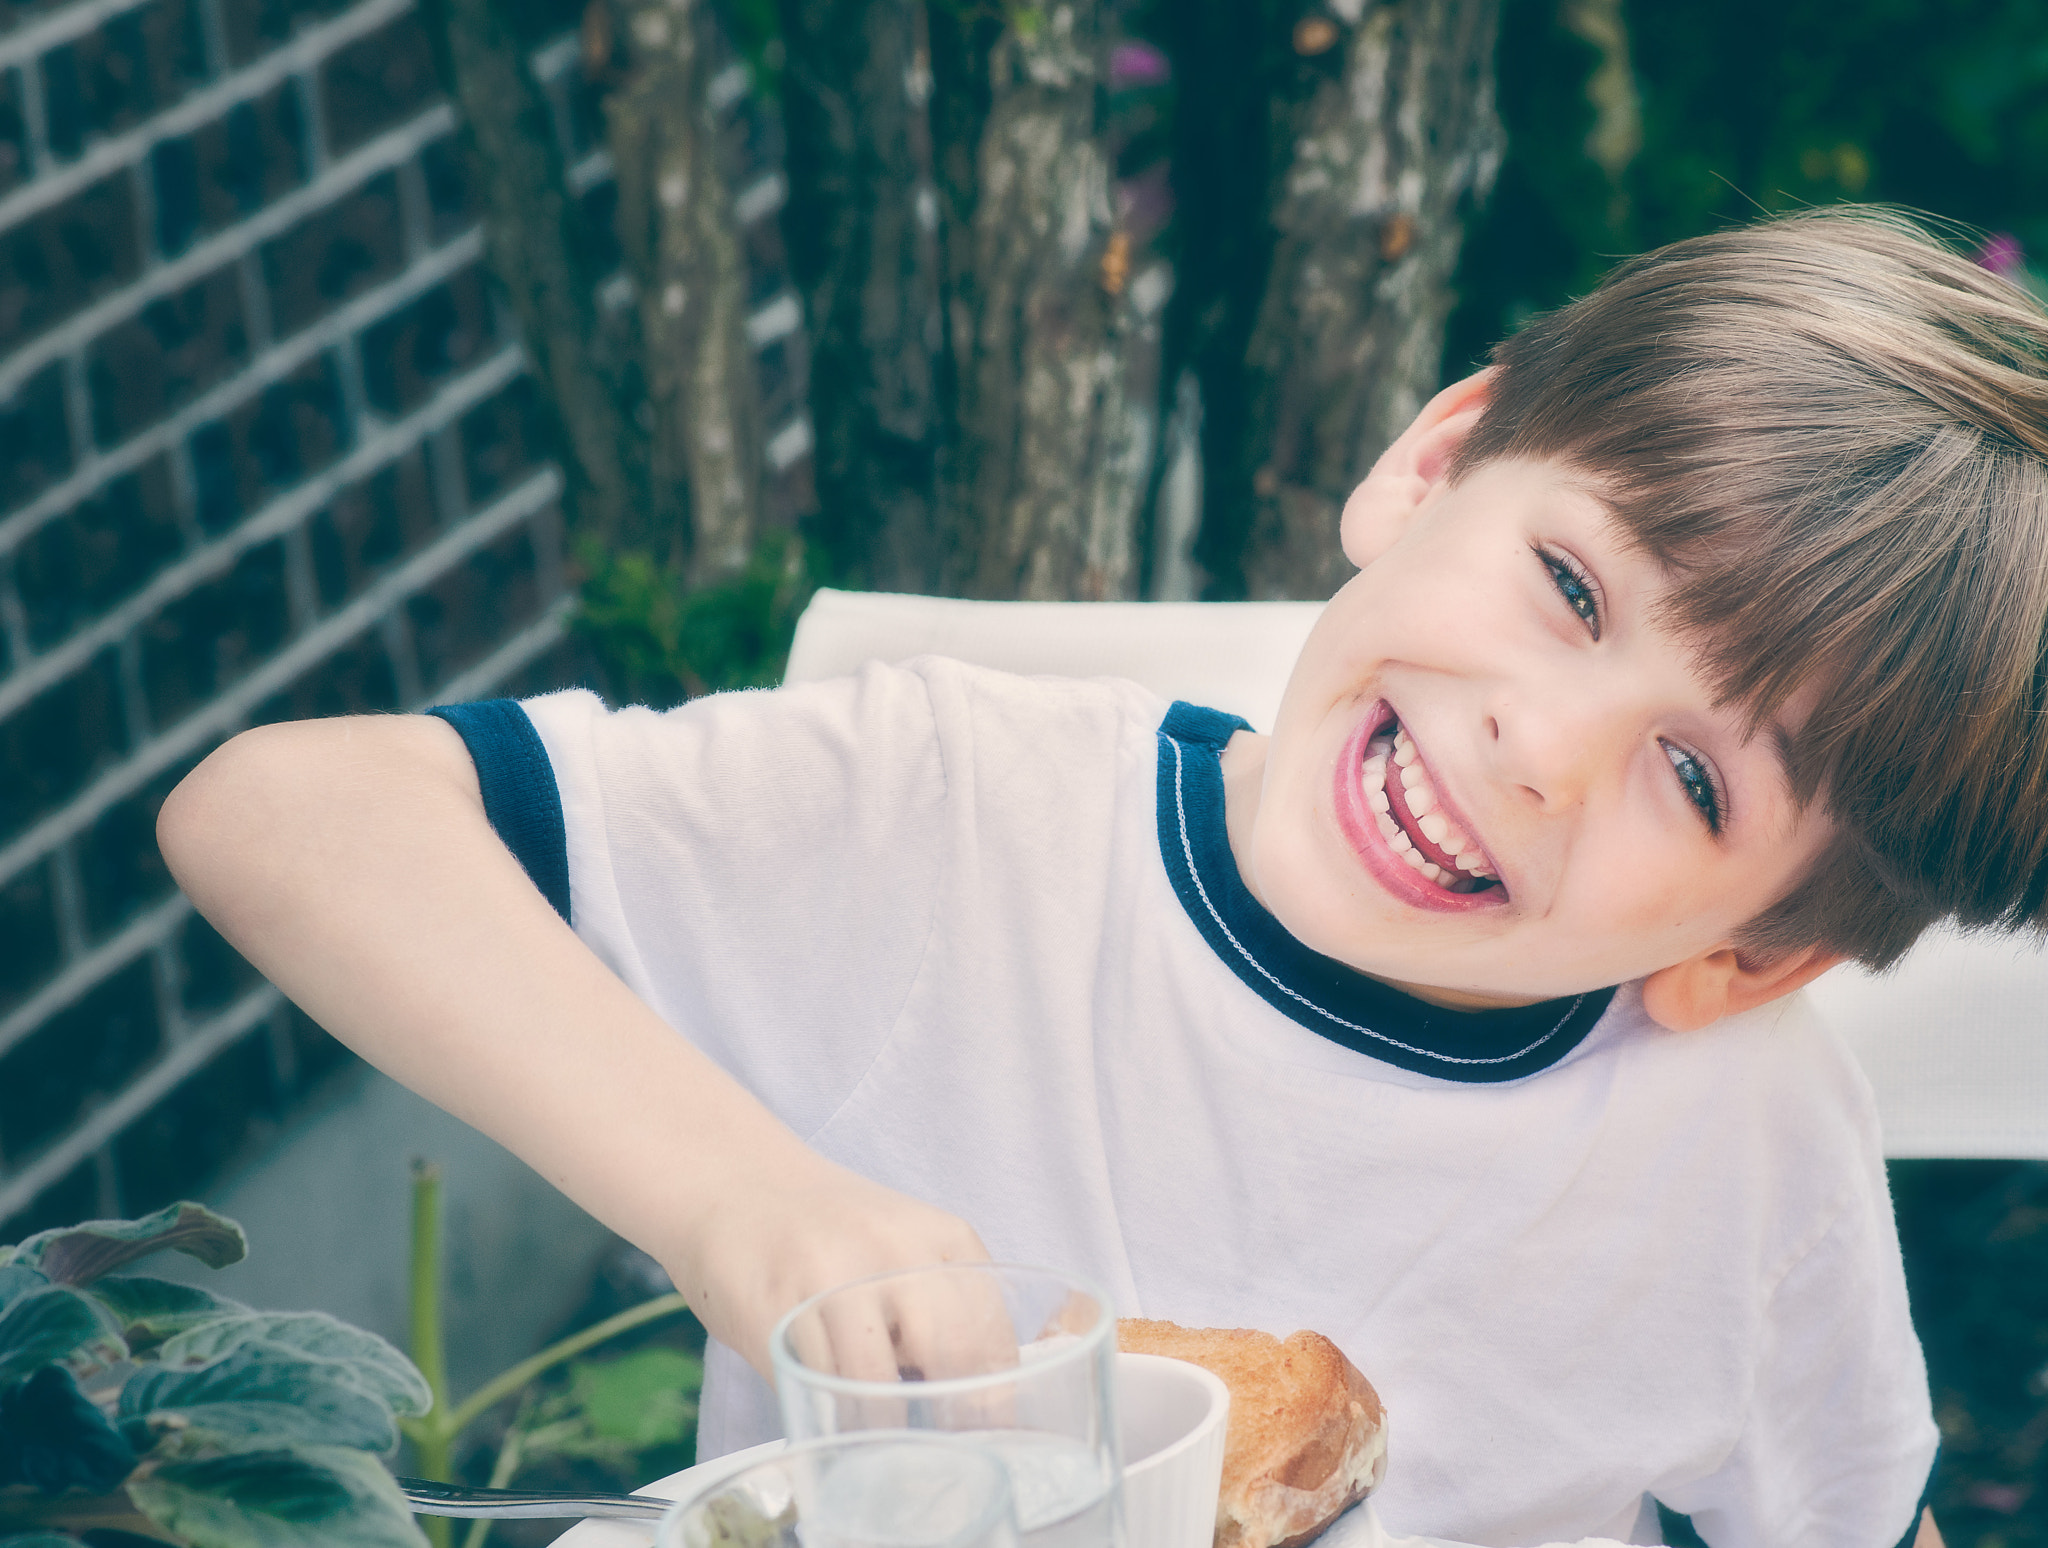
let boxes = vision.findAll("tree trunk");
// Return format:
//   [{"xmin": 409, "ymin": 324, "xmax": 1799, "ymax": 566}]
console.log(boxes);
[
  {"xmin": 421, "ymin": 0, "xmax": 652, "ymax": 553},
  {"xmin": 782, "ymin": 1, "xmax": 1149, "ymax": 602},
  {"xmin": 778, "ymin": 0, "xmax": 950, "ymax": 593},
  {"xmin": 1179, "ymin": 0, "xmax": 1503, "ymax": 600},
  {"xmin": 609, "ymin": 0, "xmax": 765, "ymax": 586},
  {"xmin": 944, "ymin": 2, "xmax": 1149, "ymax": 601}
]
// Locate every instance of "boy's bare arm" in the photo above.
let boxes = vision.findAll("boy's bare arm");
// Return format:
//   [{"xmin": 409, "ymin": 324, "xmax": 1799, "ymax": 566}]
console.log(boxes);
[{"xmin": 158, "ymin": 715, "xmax": 988, "ymax": 1375}]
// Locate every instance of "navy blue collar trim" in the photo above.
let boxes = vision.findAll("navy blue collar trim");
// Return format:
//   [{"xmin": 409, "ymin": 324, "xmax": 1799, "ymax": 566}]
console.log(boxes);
[{"xmin": 1154, "ymin": 702, "xmax": 1614, "ymax": 1084}]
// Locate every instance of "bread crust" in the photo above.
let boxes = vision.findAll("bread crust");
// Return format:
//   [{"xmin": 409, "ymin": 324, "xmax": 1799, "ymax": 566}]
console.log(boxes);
[{"xmin": 1118, "ymin": 1319, "xmax": 1387, "ymax": 1548}]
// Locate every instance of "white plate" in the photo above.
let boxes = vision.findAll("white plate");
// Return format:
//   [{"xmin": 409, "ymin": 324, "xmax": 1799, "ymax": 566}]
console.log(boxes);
[{"xmin": 548, "ymin": 1459, "xmax": 1483, "ymax": 1548}]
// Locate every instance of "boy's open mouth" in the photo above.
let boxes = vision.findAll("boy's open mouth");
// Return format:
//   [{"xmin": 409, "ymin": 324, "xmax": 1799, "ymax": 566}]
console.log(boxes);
[{"xmin": 1359, "ymin": 712, "xmax": 1501, "ymax": 897}]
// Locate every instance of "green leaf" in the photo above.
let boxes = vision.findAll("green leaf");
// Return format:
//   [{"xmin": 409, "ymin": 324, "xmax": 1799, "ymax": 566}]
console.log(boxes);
[
  {"xmin": 0, "ymin": 1266, "xmax": 51, "ymax": 1318},
  {"xmin": 85, "ymin": 1279, "xmax": 249, "ymax": 1354},
  {"xmin": 568, "ymin": 1348, "xmax": 701, "ymax": 1448},
  {"xmin": 157, "ymin": 1314, "xmax": 429, "ymax": 1418},
  {"xmin": 12, "ymin": 1205, "xmax": 246, "ymax": 1288},
  {"xmin": 0, "ymin": 1533, "xmax": 88, "ymax": 1548},
  {"xmin": 127, "ymin": 1447, "xmax": 427, "ymax": 1548},
  {"xmin": 0, "ymin": 1288, "xmax": 122, "ymax": 1386},
  {"xmin": 119, "ymin": 1345, "xmax": 400, "ymax": 1453},
  {"xmin": 0, "ymin": 1367, "xmax": 140, "ymax": 1494}
]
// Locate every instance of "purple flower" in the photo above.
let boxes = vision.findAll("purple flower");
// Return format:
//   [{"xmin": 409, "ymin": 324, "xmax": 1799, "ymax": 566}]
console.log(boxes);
[
  {"xmin": 1977, "ymin": 232, "xmax": 2025, "ymax": 279},
  {"xmin": 1111, "ymin": 40, "xmax": 1170, "ymax": 89}
]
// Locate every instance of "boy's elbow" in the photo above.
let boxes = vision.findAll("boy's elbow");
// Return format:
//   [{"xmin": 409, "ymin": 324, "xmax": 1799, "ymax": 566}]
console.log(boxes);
[
  {"xmin": 159, "ymin": 722, "xmax": 321, "ymax": 905},
  {"xmin": 160, "ymin": 715, "xmax": 482, "ymax": 913}
]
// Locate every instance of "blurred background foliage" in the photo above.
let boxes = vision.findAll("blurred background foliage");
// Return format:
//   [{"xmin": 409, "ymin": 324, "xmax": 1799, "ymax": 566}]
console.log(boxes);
[{"xmin": 1446, "ymin": 0, "xmax": 2048, "ymax": 371}]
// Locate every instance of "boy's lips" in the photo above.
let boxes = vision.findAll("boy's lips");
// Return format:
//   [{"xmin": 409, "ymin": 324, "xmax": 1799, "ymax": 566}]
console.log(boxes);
[{"xmin": 1332, "ymin": 703, "xmax": 1508, "ymax": 914}]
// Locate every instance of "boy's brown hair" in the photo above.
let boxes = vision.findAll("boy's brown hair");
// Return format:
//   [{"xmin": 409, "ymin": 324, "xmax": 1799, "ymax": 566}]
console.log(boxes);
[{"xmin": 1453, "ymin": 207, "xmax": 2048, "ymax": 968}]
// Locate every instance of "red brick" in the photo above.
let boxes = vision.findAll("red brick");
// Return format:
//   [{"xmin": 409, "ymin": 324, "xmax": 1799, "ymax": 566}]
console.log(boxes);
[
  {"xmin": 259, "ymin": 168, "xmax": 401, "ymax": 334},
  {"xmin": 85, "ymin": 264, "xmax": 248, "ymax": 443},
  {"xmin": 319, "ymin": 12, "xmax": 440, "ymax": 157},
  {"xmin": 0, "ymin": 174, "xmax": 142, "ymax": 352}
]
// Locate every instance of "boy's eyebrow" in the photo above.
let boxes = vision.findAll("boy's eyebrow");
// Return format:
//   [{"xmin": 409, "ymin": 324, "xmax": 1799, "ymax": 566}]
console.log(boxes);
[{"xmin": 1754, "ymin": 718, "xmax": 1804, "ymax": 810}]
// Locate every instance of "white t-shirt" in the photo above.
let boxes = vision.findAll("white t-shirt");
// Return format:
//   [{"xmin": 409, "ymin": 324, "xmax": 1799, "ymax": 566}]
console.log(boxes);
[{"xmin": 448, "ymin": 658, "xmax": 1935, "ymax": 1547}]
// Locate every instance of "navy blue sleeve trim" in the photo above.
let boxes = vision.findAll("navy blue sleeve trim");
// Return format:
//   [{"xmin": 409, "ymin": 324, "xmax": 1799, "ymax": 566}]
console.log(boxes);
[{"xmin": 427, "ymin": 699, "xmax": 571, "ymax": 925}]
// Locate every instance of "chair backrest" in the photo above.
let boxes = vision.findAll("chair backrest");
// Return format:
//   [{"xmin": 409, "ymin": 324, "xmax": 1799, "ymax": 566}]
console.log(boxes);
[{"xmin": 785, "ymin": 588, "xmax": 2048, "ymax": 1161}]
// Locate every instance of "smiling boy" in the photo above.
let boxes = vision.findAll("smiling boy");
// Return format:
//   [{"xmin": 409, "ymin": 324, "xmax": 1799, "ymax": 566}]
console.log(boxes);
[{"xmin": 160, "ymin": 209, "xmax": 2048, "ymax": 1545}]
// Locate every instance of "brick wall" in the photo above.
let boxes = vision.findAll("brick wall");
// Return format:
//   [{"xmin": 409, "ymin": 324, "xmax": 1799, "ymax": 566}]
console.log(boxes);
[{"xmin": 0, "ymin": 0, "xmax": 808, "ymax": 1238}]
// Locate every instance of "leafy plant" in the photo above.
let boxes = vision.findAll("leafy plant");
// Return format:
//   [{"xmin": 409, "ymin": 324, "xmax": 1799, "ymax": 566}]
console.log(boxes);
[
  {"xmin": 397, "ymin": 1164, "xmax": 695, "ymax": 1548},
  {"xmin": 0, "ymin": 1201, "xmax": 431, "ymax": 1548},
  {"xmin": 571, "ymin": 530, "xmax": 811, "ymax": 709}
]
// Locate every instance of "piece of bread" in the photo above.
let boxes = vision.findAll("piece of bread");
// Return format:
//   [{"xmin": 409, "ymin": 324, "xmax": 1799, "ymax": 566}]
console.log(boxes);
[{"xmin": 1118, "ymin": 1318, "xmax": 1388, "ymax": 1548}]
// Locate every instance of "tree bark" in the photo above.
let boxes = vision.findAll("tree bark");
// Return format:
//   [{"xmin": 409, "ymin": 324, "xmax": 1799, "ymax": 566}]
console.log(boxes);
[
  {"xmin": 609, "ymin": 0, "xmax": 765, "ymax": 586},
  {"xmin": 943, "ymin": 2, "xmax": 1148, "ymax": 601},
  {"xmin": 1194, "ymin": 0, "xmax": 1503, "ymax": 600},
  {"xmin": 421, "ymin": 0, "xmax": 652, "ymax": 553},
  {"xmin": 780, "ymin": 1, "xmax": 1149, "ymax": 602},
  {"xmin": 778, "ymin": 0, "xmax": 949, "ymax": 593}
]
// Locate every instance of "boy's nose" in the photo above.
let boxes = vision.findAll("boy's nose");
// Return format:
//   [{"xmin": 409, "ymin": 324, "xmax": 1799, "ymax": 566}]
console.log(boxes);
[{"xmin": 1484, "ymin": 691, "xmax": 1609, "ymax": 811}]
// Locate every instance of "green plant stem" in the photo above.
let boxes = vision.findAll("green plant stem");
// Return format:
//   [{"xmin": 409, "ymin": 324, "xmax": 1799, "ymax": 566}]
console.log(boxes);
[
  {"xmin": 395, "ymin": 1157, "xmax": 689, "ymax": 1548},
  {"xmin": 407, "ymin": 1159, "xmax": 455, "ymax": 1548},
  {"xmin": 445, "ymin": 1292, "xmax": 691, "ymax": 1437},
  {"xmin": 0, "ymin": 1490, "xmax": 183, "ymax": 1544}
]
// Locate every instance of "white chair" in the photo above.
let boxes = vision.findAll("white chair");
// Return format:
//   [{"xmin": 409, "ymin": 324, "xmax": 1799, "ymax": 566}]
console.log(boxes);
[{"xmin": 785, "ymin": 587, "xmax": 2048, "ymax": 1161}]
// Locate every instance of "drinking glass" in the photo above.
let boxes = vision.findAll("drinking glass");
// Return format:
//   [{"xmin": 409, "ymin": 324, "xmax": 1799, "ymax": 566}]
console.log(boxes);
[
  {"xmin": 657, "ymin": 1433, "xmax": 1019, "ymax": 1548},
  {"xmin": 771, "ymin": 1264, "xmax": 1124, "ymax": 1548}
]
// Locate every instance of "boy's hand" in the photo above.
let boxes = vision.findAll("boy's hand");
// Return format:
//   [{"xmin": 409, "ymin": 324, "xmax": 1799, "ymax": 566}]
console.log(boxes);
[{"xmin": 669, "ymin": 1150, "xmax": 991, "ymax": 1379}]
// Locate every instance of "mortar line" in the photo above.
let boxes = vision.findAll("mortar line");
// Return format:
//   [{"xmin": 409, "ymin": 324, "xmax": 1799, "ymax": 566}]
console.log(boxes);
[
  {"xmin": 13, "ymin": 61, "xmax": 48, "ymax": 179},
  {"xmin": 48, "ymin": 839, "xmax": 87, "ymax": 961}
]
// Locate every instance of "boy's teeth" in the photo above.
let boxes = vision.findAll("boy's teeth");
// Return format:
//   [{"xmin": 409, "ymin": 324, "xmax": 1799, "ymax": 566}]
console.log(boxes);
[{"xmin": 1360, "ymin": 723, "xmax": 1497, "ymax": 893}]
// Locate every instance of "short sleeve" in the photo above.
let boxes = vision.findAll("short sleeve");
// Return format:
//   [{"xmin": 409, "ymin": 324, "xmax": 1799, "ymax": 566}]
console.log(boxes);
[
  {"xmin": 427, "ymin": 699, "xmax": 570, "ymax": 923},
  {"xmin": 1656, "ymin": 1178, "xmax": 1939, "ymax": 1547},
  {"xmin": 509, "ymin": 665, "xmax": 952, "ymax": 1143}
]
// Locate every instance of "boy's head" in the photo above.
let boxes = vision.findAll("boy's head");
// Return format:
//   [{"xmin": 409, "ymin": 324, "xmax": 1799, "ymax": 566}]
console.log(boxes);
[{"xmin": 1244, "ymin": 208, "xmax": 2048, "ymax": 1028}]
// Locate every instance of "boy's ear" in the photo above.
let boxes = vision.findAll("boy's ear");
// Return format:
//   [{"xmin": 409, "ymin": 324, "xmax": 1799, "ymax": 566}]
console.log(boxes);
[
  {"xmin": 1339, "ymin": 370, "xmax": 1494, "ymax": 568},
  {"xmin": 1639, "ymin": 943, "xmax": 1845, "ymax": 1032}
]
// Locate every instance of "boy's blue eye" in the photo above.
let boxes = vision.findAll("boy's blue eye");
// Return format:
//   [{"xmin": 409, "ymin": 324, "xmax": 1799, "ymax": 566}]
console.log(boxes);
[
  {"xmin": 1538, "ymin": 547, "xmax": 1600, "ymax": 639},
  {"xmin": 1662, "ymin": 741, "xmax": 1724, "ymax": 833}
]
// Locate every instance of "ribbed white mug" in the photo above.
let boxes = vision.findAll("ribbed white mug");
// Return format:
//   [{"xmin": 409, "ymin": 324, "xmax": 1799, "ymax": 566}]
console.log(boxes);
[{"xmin": 1118, "ymin": 1353, "xmax": 1231, "ymax": 1548}]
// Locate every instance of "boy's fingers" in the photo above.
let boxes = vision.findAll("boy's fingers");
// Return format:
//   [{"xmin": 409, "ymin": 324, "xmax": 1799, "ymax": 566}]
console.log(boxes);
[
  {"xmin": 819, "ymin": 1285, "xmax": 907, "ymax": 1384},
  {"xmin": 898, "ymin": 1272, "xmax": 1018, "ymax": 1381}
]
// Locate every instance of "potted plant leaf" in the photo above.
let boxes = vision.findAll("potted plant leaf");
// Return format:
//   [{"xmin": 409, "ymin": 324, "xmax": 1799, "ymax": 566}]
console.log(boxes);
[{"xmin": 0, "ymin": 1201, "xmax": 431, "ymax": 1548}]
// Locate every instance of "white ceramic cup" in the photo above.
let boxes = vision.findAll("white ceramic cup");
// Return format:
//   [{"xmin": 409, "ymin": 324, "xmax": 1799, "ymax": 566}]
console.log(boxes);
[{"xmin": 1117, "ymin": 1352, "xmax": 1230, "ymax": 1548}]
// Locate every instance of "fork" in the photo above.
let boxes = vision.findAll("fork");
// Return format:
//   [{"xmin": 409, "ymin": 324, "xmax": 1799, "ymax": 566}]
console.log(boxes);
[{"xmin": 394, "ymin": 1478, "xmax": 670, "ymax": 1521}]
